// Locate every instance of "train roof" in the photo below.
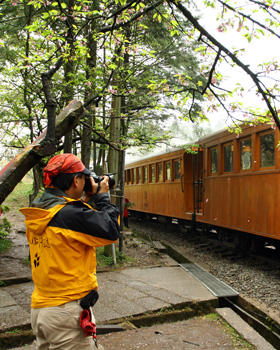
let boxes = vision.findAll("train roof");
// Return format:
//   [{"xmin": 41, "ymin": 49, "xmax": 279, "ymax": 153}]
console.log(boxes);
[
  {"xmin": 125, "ymin": 147, "xmax": 186, "ymax": 166},
  {"xmin": 198, "ymin": 122, "xmax": 274, "ymax": 145},
  {"xmin": 198, "ymin": 126, "xmax": 229, "ymax": 144},
  {"xmin": 125, "ymin": 123, "xmax": 274, "ymax": 166}
]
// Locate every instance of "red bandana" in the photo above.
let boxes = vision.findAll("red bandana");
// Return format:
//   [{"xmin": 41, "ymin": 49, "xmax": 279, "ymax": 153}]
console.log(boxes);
[{"xmin": 43, "ymin": 153, "xmax": 89, "ymax": 186}]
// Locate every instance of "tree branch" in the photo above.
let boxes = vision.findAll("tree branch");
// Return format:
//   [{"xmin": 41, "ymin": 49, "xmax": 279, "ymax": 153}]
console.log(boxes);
[
  {"xmin": 98, "ymin": 0, "xmax": 163, "ymax": 33},
  {"xmin": 41, "ymin": 57, "xmax": 64, "ymax": 141},
  {"xmin": 202, "ymin": 48, "xmax": 221, "ymax": 95},
  {"xmin": 170, "ymin": 0, "xmax": 280, "ymax": 129},
  {"xmin": 217, "ymin": 0, "xmax": 280, "ymax": 39},
  {"xmin": 0, "ymin": 100, "xmax": 84, "ymax": 205}
]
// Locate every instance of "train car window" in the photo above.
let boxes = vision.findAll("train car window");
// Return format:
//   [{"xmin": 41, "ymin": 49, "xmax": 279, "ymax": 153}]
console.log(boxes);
[
  {"xmin": 132, "ymin": 168, "xmax": 136, "ymax": 183},
  {"xmin": 150, "ymin": 164, "xmax": 155, "ymax": 182},
  {"xmin": 157, "ymin": 163, "xmax": 163, "ymax": 182},
  {"xmin": 174, "ymin": 160, "xmax": 181, "ymax": 180},
  {"xmin": 240, "ymin": 138, "xmax": 252, "ymax": 170},
  {"xmin": 210, "ymin": 147, "xmax": 218, "ymax": 174},
  {"xmin": 224, "ymin": 144, "xmax": 233, "ymax": 173},
  {"xmin": 126, "ymin": 170, "xmax": 131, "ymax": 184},
  {"xmin": 260, "ymin": 132, "xmax": 275, "ymax": 168},
  {"xmin": 137, "ymin": 167, "xmax": 142, "ymax": 183},
  {"xmin": 144, "ymin": 166, "xmax": 148, "ymax": 183},
  {"xmin": 165, "ymin": 162, "xmax": 171, "ymax": 181}
]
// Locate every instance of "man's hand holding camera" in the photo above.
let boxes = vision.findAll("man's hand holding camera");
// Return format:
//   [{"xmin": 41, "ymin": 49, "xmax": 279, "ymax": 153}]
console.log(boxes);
[{"xmin": 82, "ymin": 176, "xmax": 109, "ymax": 203}]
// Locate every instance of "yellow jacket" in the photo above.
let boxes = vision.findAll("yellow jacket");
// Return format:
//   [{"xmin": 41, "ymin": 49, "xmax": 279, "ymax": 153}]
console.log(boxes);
[{"xmin": 20, "ymin": 188, "xmax": 120, "ymax": 308}]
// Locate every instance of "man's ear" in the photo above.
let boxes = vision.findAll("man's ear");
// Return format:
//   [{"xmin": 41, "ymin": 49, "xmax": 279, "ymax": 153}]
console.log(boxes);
[{"xmin": 72, "ymin": 175, "xmax": 79, "ymax": 188}]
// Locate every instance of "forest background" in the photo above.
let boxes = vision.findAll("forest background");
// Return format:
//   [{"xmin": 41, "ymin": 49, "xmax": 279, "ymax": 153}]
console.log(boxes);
[{"xmin": 0, "ymin": 0, "xmax": 279, "ymax": 229}]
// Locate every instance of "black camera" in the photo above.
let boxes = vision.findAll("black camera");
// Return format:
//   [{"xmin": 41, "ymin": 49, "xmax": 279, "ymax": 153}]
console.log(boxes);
[{"xmin": 83, "ymin": 172, "xmax": 115, "ymax": 192}]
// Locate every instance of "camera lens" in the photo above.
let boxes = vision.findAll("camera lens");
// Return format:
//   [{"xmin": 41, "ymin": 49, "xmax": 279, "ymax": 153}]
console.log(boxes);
[
  {"xmin": 83, "ymin": 172, "xmax": 115, "ymax": 192},
  {"xmin": 108, "ymin": 176, "xmax": 115, "ymax": 189}
]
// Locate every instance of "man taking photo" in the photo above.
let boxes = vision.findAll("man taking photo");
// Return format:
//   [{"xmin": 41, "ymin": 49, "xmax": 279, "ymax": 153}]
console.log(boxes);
[{"xmin": 20, "ymin": 153, "xmax": 120, "ymax": 350}]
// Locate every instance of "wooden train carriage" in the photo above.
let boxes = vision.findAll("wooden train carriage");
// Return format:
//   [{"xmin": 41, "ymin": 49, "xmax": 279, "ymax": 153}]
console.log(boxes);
[
  {"xmin": 125, "ymin": 122, "xmax": 280, "ymax": 249},
  {"xmin": 124, "ymin": 148, "xmax": 203, "ymax": 222},
  {"xmin": 198, "ymin": 123, "xmax": 280, "ymax": 247}
]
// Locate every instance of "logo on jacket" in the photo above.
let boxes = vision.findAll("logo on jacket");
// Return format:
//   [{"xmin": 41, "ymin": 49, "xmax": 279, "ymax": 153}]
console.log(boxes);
[{"xmin": 33, "ymin": 253, "xmax": 40, "ymax": 268}]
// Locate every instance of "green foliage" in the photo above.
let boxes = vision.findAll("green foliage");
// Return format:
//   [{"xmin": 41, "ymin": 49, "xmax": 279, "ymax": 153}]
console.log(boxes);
[
  {"xmin": 0, "ymin": 205, "xmax": 10, "ymax": 215},
  {"xmin": 0, "ymin": 199, "xmax": 11, "ymax": 251},
  {"xmin": 0, "ymin": 0, "xmax": 208, "ymax": 163},
  {"xmin": 0, "ymin": 182, "xmax": 39, "ymax": 251},
  {"xmin": 5, "ymin": 328, "xmax": 20, "ymax": 334},
  {"xmin": 0, "ymin": 217, "xmax": 11, "ymax": 236},
  {"xmin": 0, "ymin": 0, "xmax": 279, "ymax": 171},
  {"xmin": 96, "ymin": 247, "xmax": 133, "ymax": 268},
  {"xmin": 203, "ymin": 313, "xmax": 219, "ymax": 320},
  {"xmin": 183, "ymin": 144, "xmax": 201, "ymax": 154},
  {"xmin": 0, "ymin": 215, "xmax": 12, "ymax": 252},
  {"xmin": 124, "ymin": 201, "xmax": 135, "ymax": 209},
  {"xmin": 0, "ymin": 204, "xmax": 11, "ymax": 246},
  {"xmin": 3, "ymin": 182, "xmax": 34, "ymax": 208},
  {"xmin": 0, "ymin": 235, "xmax": 12, "ymax": 252}
]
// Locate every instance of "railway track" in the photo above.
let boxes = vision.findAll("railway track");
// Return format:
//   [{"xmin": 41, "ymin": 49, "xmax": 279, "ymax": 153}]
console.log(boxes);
[
  {"xmin": 178, "ymin": 223, "xmax": 280, "ymax": 267},
  {"xmin": 131, "ymin": 216, "xmax": 280, "ymax": 265}
]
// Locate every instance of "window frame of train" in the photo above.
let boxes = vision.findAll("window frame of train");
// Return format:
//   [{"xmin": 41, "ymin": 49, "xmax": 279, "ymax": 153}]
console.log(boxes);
[
  {"xmin": 164, "ymin": 161, "xmax": 172, "ymax": 182},
  {"xmin": 259, "ymin": 130, "xmax": 275, "ymax": 169},
  {"xmin": 209, "ymin": 146, "xmax": 218, "ymax": 175},
  {"xmin": 223, "ymin": 142, "xmax": 234, "ymax": 173},
  {"xmin": 125, "ymin": 169, "xmax": 131, "ymax": 184},
  {"xmin": 173, "ymin": 158, "xmax": 181, "ymax": 181},
  {"xmin": 149, "ymin": 163, "xmax": 156, "ymax": 183},
  {"xmin": 143, "ymin": 166, "xmax": 148, "ymax": 183},
  {"xmin": 132, "ymin": 168, "xmax": 136, "ymax": 183},
  {"xmin": 136, "ymin": 167, "xmax": 142, "ymax": 184},
  {"xmin": 156, "ymin": 162, "xmax": 163, "ymax": 182},
  {"xmin": 240, "ymin": 137, "xmax": 252, "ymax": 171}
]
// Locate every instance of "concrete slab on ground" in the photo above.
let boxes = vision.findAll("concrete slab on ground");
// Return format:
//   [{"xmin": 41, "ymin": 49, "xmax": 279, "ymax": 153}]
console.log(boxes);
[
  {"xmin": 217, "ymin": 307, "xmax": 275, "ymax": 350},
  {"xmin": 0, "ymin": 290, "xmax": 30, "ymax": 331},
  {"xmin": 84, "ymin": 266, "xmax": 217, "ymax": 323}
]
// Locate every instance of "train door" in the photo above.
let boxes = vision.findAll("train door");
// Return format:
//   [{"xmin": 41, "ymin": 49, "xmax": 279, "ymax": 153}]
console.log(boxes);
[
  {"xmin": 182, "ymin": 150, "xmax": 204, "ymax": 218},
  {"xmin": 192, "ymin": 149, "xmax": 204, "ymax": 218}
]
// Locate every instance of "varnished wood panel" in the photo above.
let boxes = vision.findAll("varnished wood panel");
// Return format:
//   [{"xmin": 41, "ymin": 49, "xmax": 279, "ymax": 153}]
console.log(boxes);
[
  {"xmin": 202, "ymin": 172, "xmax": 280, "ymax": 239},
  {"xmin": 200, "ymin": 123, "xmax": 280, "ymax": 240},
  {"xmin": 125, "ymin": 149, "xmax": 198, "ymax": 220}
]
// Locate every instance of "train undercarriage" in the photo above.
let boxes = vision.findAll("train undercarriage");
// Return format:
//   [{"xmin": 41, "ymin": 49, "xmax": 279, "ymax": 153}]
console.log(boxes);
[{"xmin": 129, "ymin": 210, "xmax": 280, "ymax": 254}]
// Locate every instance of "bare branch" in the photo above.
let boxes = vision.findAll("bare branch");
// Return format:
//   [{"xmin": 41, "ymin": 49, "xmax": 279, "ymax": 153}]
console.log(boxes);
[
  {"xmin": 202, "ymin": 48, "xmax": 221, "ymax": 95},
  {"xmin": 217, "ymin": 0, "xmax": 280, "ymax": 39},
  {"xmin": 170, "ymin": 0, "xmax": 280, "ymax": 129}
]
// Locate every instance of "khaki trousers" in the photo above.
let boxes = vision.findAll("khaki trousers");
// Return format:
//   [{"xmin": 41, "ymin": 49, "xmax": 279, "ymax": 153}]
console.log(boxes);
[{"xmin": 31, "ymin": 300, "xmax": 99, "ymax": 350}]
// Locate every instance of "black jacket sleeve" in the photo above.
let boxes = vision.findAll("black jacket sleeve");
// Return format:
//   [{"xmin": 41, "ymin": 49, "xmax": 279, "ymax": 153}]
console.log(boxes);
[{"xmin": 48, "ymin": 193, "xmax": 120, "ymax": 241}]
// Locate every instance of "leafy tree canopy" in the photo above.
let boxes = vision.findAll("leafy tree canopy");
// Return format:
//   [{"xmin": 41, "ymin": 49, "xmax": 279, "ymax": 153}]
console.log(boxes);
[{"xmin": 0, "ymin": 0, "xmax": 279, "ymax": 158}]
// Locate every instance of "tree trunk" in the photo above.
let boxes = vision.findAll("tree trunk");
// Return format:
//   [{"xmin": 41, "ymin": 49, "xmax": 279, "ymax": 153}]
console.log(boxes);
[{"xmin": 63, "ymin": 131, "xmax": 73, "ymax": 153}]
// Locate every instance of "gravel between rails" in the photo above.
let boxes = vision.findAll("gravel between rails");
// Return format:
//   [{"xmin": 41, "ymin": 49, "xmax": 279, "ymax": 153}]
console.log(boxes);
[{"xmin": 129, "ymin": 218, "xmax": 280, "ymax": 324}]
